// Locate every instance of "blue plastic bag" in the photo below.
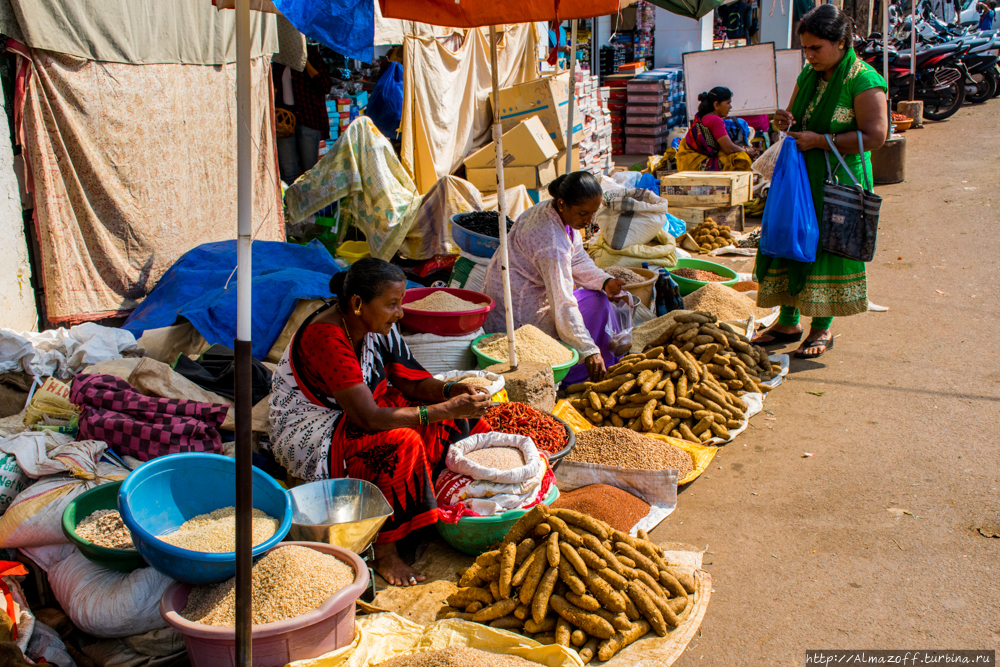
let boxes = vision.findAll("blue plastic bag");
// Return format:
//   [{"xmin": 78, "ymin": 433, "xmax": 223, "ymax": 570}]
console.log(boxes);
[
  {"xmin": 368, "ymin": 62, "xmax": 403, "ymax": 141},
  {"xmin": 663, "ymin": 212, "xmax": 686, "ymax": 239},
  {"xmin": 759, "ymin": 136, "xmax": 818, "ymax": 263}
]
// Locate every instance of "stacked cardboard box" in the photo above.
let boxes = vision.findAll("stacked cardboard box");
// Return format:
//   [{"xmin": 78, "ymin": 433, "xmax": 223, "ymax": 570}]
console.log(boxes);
[
  {"xmin": 625, "ymin": 78, "xmax": 669, "ymax": 155},
  {"xmin": 603, "ymin": 73, "xmax": 632, "ymax": 156},
  {"xmin": 572, "ymin": 72, "xmax": 614, "ymax": 175},
  {"xmin": 463, "ymin": 116, "xmax": 559, "ymax": 192}
]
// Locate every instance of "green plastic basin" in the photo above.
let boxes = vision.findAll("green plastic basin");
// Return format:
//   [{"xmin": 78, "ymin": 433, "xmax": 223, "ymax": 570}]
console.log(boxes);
[
  {"xmin": 62, "ymin": 481, "xmax": 147, "ymax": 573},
  {"xmin": 437, "ymin": 486, "xmax": 560, "ymax": 556},
  {"xmin": 471, "ymin": 335, "xmax": 579, "ymax": 384},
  {"xmin": 667, "ymin": 257, "xmax": 739, "ymax": 296}
]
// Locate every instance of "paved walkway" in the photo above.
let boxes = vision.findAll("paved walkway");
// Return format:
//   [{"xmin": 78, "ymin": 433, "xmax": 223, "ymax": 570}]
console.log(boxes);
[{"xmin": 659, "ymin": 100, "xmax": 1000, "ymax": 665}]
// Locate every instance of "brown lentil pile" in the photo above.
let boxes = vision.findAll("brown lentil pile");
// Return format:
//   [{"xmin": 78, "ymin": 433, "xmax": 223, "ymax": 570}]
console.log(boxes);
[
  {"xmin": 159, "ymin": 507, "xmax": 280, "ymax": 553},
  {"xmin": 568, "ymin": 427, "xmax": 694, "ymax": 478},
  {"xmin": 603, "ymin": 265, "xmax": 646, "ymax": 285},
  {"xmin": 683, "ymin": 282, "xmax": 772, "ymax": 322},
  {"xmin": 373, "ymin": 648, "xmax": 543, "ymax": 667},
  {"xmin": 671, "ymin": 267, "xmax": 729, "ymax": 282},
  {"xmin": 551, "ymin": 484, "xmax": 650, "ymax": 532},
  {"xmin": 731, "ymin": 281, "xmax": 759, "ymax": 293},
  {"xmin": 478, "ymin": 325, "xmax": 573, "ymax": 365},
  {"xmin": 181, "ymin": 545, "xmax": 355, "ymax": 626},
  {"xmin": 76, "ymin": 509, "xmax": 135, "ymax": 550}
]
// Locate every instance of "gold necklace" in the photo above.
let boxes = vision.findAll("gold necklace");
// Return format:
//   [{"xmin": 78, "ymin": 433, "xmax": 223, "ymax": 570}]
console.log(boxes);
[{"xmin": 337, "ymin": 304, "xmax": 357, "ymax": 353}]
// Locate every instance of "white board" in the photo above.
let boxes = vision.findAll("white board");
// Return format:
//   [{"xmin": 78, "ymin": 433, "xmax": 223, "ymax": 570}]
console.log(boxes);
[
  {"xmin": 682, "ymin": 44, "xmax": 777, "ymax": 123},
  {"xmin": 775, "ymin": 49, "xmax": 804, "ymax": 110}
]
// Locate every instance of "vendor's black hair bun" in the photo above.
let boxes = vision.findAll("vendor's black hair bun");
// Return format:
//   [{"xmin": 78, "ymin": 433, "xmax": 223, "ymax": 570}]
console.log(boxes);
[
  {"xmin": 547, "ymin": 171, "xmax": 602, "ymax": 207},
  {"xmin": 329, "ymin": 257, "xmax": 405, "ymax": 304}
]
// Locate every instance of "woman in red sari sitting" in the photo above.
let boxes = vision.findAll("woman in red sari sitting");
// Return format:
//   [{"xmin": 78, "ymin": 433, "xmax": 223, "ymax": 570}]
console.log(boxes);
[{"xmin": 268, "ymin": 259, "xmax": 491, "ymax": 585}]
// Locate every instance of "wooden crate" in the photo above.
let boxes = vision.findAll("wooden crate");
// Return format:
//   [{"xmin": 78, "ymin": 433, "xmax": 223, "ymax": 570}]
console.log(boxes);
[
  {"xmin": 670, "ymin": 203, "xmax": 745, "ymax": 231},
  {"xmin": 660, "ymin": 171, "xmax": 753, "ymax": 206}
]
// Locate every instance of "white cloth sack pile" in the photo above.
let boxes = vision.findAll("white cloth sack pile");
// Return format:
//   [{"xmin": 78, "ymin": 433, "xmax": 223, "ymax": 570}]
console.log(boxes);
[
  {"xmin": 596, "ymin": 188, "xmax": 670, "ymax": 250},
  {"xmin": 436, "ymin": 433, "xmax": 545, "ymax": 516},
  {"xmin": 0, "ymin": 433, "xmax": 128, "ymax": 547},
  {"xmin": 0, "ymin": 449, "xmax": 29, "ymax": 512},
  {"xmin": 47, "ymin": 549, "xmax": 173, "ymax": 638},
  {"xmin": 28, "ymin": 621, "xmax": 78, "ymax": 667},
  {"xmin": 432, "ymin": 370, "xmax": 505, "ymax": 398},
  {"xmin": 0, "ymin": 323, "xmax": 139, "ymax": 380},
  {"xmin": 402, "ymin": 328, "xmax": 482, "ymax": 375}
]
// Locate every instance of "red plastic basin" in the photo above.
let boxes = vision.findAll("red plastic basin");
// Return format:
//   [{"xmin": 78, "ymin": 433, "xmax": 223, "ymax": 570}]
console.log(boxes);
[
  {"xmin": 401, "ymin": 287, "xmax": 494, "ymax": 336},
  {"xmin": 159, "ymin": 542, "xmax": 368, "ymax": 667}
]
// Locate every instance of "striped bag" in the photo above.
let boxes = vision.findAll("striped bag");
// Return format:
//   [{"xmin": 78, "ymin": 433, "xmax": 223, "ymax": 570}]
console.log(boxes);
[{"xmin": 820, "ymin": 131, "xmax": 881, "ymax": 262}]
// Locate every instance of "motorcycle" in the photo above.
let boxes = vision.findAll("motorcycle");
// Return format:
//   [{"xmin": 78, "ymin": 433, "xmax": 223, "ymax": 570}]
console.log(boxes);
[{"xmin": 859, "ymin": 35, "xmax": 969, "ymax": 120}]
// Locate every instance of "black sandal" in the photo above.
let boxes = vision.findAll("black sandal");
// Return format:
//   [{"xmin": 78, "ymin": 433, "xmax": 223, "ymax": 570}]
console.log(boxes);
[
  {"xmin": 794, "ymin": 335, "xmax": 834, "ymax": 359},
  {"xmin": 752, "ymin": 329, "xmax": 803, "ymax": 346}
]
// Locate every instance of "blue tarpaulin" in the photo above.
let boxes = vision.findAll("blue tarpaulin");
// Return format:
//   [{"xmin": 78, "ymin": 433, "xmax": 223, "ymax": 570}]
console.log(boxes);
[
  {"xmin": 273, "ymin": 0, "xmax": 373, "ymax": 63},
  {"xmin": 124, "ymin": 240, "xmax": 339, "ymax": 360}
]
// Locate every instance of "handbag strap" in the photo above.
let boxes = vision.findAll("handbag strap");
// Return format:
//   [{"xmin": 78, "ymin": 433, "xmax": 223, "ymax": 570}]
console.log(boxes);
[
  {"xmin": 823, "ymin": 133, "xmax": 861, "ymax": 188},
  {"xmin": 824, "ymin": 131, "xmax": 874, "ymax": 193}
]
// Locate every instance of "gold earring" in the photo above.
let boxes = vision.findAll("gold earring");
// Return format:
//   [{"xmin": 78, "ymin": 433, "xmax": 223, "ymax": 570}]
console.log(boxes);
[{"xmin": 354, "ymin": 306, "xmax": 361, "ymax": 315}]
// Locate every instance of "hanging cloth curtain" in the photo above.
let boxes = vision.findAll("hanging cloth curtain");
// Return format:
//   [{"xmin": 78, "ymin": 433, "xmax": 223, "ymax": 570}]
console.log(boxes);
[{"xmin": 378, "ymin": 0, "xmax": 618, "ymax": 28}]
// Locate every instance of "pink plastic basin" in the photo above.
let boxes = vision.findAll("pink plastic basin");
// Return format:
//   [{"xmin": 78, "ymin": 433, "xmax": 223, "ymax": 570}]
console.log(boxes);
[
  {"xmin": 401, "ymin": 287, "xmax": 494, "ymax": 336},
  {"xmin": 159, "ymin": 542, "xmax": 369, "ymax": 667}
]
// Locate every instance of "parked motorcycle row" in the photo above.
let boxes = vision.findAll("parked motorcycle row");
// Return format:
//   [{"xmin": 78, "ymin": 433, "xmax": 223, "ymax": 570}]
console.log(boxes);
[{"xmin": 857, "ymin": 0, "xmax": 999, "ymax": 121}]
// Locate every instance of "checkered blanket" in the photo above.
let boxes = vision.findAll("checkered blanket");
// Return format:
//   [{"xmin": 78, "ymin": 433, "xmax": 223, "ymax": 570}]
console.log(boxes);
[{"xmin": 71, "ymin": 374, "xmax": 228, "ymax": 461}]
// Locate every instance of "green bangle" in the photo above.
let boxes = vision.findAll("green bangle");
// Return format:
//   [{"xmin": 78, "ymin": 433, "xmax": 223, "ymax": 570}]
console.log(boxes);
[
  {"xmin": 418, "ymin": 405, "xmax": 429, "ymax": 427},
  {"xmin": 443, "ymin": 382, "xmax": 456, "ymax": 399}
]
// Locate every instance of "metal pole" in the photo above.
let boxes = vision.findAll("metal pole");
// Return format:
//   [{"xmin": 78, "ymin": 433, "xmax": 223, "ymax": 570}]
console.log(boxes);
[
  {"xmin": 234, "ymin": 0, "xmax": 253, "ymax": 665},
  {"xmin": 883, "ymin": 0, "xmax": 889, "ymax": 91},
  {"xmin": 565, "ymin": 21, "xmax": 578, "ymax": 174},
  {"xmin": 489, "ymin": 26, "xmax": 517, "ymax": 368},
  {"xmin": 909, "ymin": 0, "xmax": 916, "ymax": 100}
]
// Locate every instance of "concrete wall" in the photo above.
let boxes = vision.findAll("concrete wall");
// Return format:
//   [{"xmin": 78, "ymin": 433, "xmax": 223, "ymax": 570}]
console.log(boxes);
[
  {"xmin": 653, "ymin": 7, "xmax": 713, "ymax": 68},
  {"xmin": 0, "ymin": 99, "xmax": 37, "ymax": 332}
]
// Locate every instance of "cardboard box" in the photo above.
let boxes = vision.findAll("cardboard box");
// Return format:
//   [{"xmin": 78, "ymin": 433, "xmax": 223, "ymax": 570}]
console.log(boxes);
[
  {"xmin": 660, "ymin": 172, "xmax": 754, "ymax": 206},
  {"xmin": 467, "ymin": 159, "xmax": 557, "ymax": 193},
  {"xmin": 492, "ymin": 73, "xmax": 585, "ymax": 150},
  {"xmin": 463, "ymin": 116, "xmax": 559, "ymax": 170},
  {"xmin": 554, "ymin": 146, "xmax": 581, "ymax": 176}
]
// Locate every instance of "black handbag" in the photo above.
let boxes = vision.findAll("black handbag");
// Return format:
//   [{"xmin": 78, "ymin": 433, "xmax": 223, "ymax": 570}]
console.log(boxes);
[{"xmin": 820, "ymin": 131, "xmax": 881, "ymax": 262}]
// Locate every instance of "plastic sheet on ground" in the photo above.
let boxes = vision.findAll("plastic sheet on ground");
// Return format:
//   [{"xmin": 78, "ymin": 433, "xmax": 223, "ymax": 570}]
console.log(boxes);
[{"xmin": 309, "ymin": 539, "xmax": 710, "ymax": 667}]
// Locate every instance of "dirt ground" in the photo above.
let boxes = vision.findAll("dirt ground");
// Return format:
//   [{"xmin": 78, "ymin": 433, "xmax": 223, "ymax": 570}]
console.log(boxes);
[{"xmin": 659, "ymin": 101, "xmax": 1000, "ymax": 666}]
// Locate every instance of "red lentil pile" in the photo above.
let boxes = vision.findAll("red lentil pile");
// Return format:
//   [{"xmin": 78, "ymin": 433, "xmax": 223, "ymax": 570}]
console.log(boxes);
[
  {"xmin": 551, "ymin": 484, "xmax": 651, "ymax": 533},
  {"xmin": 484, "ymin": 403, "xmax": 568, "ymax": 454}
]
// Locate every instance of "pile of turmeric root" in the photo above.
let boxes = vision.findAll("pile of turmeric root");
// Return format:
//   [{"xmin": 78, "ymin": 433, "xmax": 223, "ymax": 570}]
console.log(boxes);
[{"xmin": 439, "ymin": 505, "xmax": 696, "ymax": 663}]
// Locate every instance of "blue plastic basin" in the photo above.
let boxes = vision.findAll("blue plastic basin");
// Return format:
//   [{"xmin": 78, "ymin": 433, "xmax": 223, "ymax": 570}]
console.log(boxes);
[
  {"xmin": 118, "ymin": 453, "xmax": 292, "ymax": 585},
  {"xmin": 450, "ymin": 214, "xmax": 501, "ymax": 259}
]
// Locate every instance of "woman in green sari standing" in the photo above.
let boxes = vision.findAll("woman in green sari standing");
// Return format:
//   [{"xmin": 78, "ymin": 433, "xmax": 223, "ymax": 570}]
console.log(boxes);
[{"xmin": 754, "ymin": 5, "xmax": 888, "ymax": 358}]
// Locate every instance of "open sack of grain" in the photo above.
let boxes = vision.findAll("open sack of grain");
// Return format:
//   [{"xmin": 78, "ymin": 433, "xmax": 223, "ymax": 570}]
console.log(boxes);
[
  {"xmin": 682, "ymin": 283, "xmax": 778, "ymax": 334},
  {"xmin": 435, "ymin": 433, "xmax": 552, "ymax": 518}
]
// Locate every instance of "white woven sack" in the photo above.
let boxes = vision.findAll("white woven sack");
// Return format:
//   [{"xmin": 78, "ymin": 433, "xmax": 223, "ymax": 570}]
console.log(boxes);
[
  {"xmin": 445, "ymin": 432, "xmax": 542, "ymax": 485},
  {"xmin": 0, "ymin": 435, "xmax": 127, "ymax": 548},
  {"xmin": 433, "ymin": 370, "xmax": 505, "ymax": 397},
  {"xmin": 596, "ymin": 188, "xmax": 670, "ymax": 250},
  {"xmin": 47, "ymin": 548, "xmax": 173, "ymax": 638},
  {"xmin": 402, "ymin": 328, "xmax": 483, "ymax": 376}
]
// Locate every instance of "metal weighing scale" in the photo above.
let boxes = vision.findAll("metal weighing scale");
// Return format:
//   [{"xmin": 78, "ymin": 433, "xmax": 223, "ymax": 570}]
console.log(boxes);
[{"xmin": 287, "ymin": 479, "xmax": 393, "ymax": 602}]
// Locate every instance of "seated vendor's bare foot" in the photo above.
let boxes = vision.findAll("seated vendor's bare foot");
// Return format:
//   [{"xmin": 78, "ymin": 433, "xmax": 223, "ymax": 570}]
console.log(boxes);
[
  {"xmin": 752, "ymin": 323, "xmax": 803, "ymax": 345},
  {"xmin": 373, "ymin": 541, "xmax": 426, "ymax": 587}
]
